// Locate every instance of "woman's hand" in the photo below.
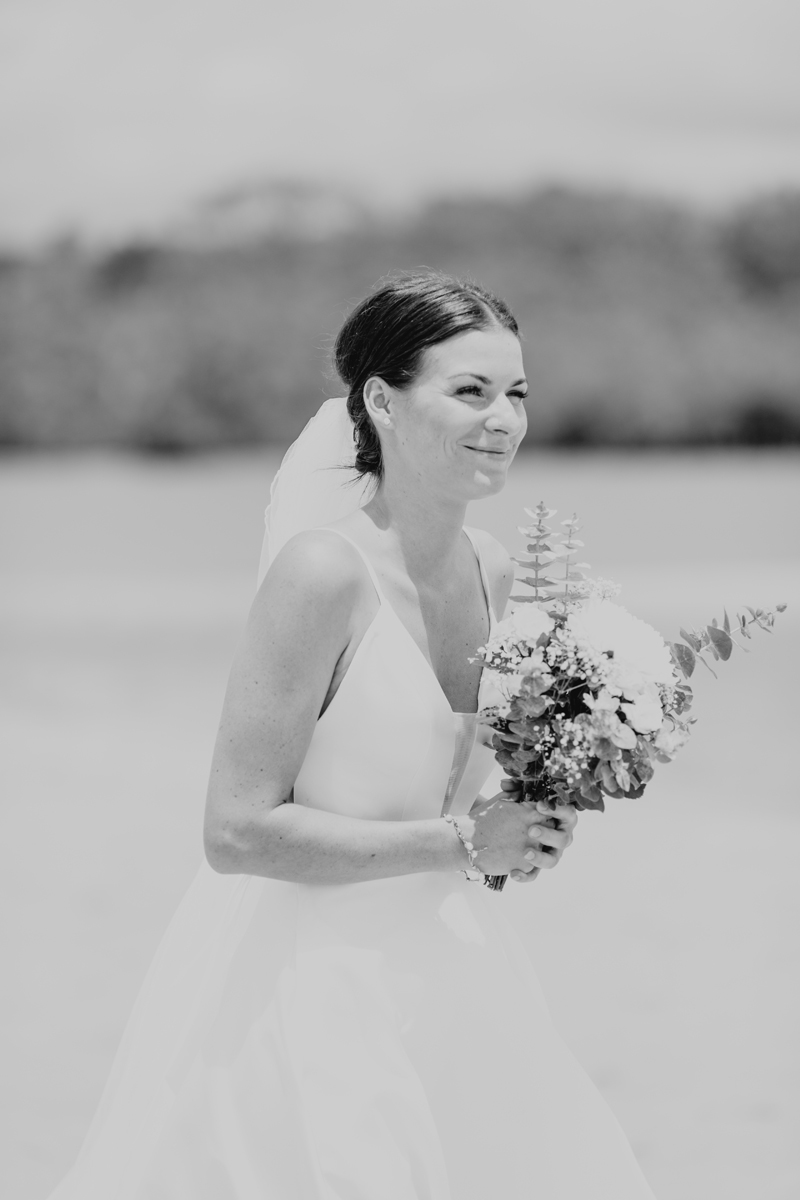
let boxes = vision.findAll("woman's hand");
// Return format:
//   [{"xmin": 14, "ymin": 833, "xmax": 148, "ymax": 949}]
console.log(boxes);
[
  {"xmin": 462, "ymin": 781, "xmax": 578, "ymax": 882},
  {"xmin": 511, "ymin": 795, "xmax": 578, "ymax": 883}
]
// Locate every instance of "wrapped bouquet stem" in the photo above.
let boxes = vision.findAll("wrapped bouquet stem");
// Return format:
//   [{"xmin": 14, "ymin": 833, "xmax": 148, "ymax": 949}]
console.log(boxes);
[{"xmin": 476, "ymin": 502, "xmax": 786, "ymax": 892}]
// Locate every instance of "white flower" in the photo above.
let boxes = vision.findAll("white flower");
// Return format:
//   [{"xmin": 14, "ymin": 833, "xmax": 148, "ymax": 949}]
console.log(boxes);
[
  {"xmin": 567, "ymin": 599, "xmax": 676, "ymax": 687},
  {"xmin": 619, "ymin": 683, "xmax": 664, "ymax": 733},
  {"xmin": 500, "ymin": 604, "xmax": 554, "ymax": 645},
  {"xmin": 583, "ymin": 687, "xmax": 620, "ymax": 714},
  {"xmin": 479, "ymin": 670, "xmax": 523, "ymax": 717},
  {"xmin": 605, "ymin": 661, "xmax": 648, "ymax": 700},
  {"xmin": 654, "ymin": 720, "xmax": 692, "ymax": 757},
  {"xmin": 581, "ymin": 576, "xmax": 622, "ymax": 601}
]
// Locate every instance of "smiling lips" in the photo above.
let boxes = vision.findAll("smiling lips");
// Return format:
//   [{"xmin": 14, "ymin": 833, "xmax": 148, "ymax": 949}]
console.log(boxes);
[{"xmin": 466, "ymin": 445, "xmax": 511, "ymax": 456}]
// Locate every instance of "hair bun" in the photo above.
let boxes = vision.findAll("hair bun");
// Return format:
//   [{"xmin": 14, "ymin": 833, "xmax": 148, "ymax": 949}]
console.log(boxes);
[{"xmin": 335, "ymin": 272, "xmax": 518, "ymax": 481}]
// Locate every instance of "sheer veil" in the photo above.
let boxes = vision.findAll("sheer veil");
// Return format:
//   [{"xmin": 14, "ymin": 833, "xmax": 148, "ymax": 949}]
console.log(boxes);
[
  {"xmin": 257, "ymin": 397, "xmax": 373, "ymax": 587},
  {"xmin": 51, "ymin": 399, "xmax": 374, "ymax": 1199}
]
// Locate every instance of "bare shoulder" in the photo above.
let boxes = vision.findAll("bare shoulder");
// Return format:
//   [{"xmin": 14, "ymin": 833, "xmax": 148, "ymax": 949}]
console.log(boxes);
[
  {"xmin": 467, "ymin": 527, "xmax": 515, "ymax": 617},
  {"xmin": 260, "ymin": 528, "xmax": 366, "ymax": 598},
  {"xmin": 250, "ymin": 528, "xmax": 371, "ymax": 641}
]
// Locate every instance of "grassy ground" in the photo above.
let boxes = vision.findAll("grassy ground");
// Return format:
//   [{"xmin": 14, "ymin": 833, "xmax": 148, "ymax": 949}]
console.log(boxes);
[{"xmin": 1, "ymin": 448, "xmax": 798, "ymax": 1199}]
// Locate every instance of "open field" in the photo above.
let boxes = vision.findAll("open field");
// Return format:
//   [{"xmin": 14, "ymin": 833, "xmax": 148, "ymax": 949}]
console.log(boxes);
[{"xmin": 1, "ymin": 448, "xmax": 799, "ymax": 1199}]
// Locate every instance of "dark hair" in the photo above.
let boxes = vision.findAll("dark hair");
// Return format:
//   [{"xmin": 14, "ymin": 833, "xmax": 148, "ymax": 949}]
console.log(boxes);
[{"xmin": 333, "ymin": 272, "xmax": 519, "ymax": 479}]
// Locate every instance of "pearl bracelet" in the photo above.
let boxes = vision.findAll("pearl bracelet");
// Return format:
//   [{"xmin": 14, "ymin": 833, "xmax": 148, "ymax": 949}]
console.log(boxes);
[{"xmin": 443, "ymin": 813, "xmax": 481, "ymax": 875}]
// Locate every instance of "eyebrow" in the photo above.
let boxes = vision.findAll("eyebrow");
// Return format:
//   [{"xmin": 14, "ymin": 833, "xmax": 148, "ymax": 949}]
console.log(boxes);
[{"xmin": 449, "ymin": 373, "xmax": 528, "ymax": 388}]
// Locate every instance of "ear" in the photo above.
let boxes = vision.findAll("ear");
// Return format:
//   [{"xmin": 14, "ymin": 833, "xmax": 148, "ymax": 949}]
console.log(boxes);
[{"xmin": 363, "ymin": 377, "xmax": 395, "ymax": 429}]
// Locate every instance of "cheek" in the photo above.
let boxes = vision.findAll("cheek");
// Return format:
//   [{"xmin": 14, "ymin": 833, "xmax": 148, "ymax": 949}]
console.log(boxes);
[
  {"xmin": 418, "ymin": 412, "xmax": 461, "ymax": 453},
  {"xmin": 399, "ymin": 397, "xmax": 473, "ymax": 461},
  {"xmin": 400, "ymin": 418, "xmax": 451, "ymax": 471}
]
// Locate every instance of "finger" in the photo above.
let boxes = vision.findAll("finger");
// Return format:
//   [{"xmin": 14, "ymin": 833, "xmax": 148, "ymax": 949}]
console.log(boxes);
[
  {"xmin": 523, "ymin": 846, "xmax": 557, "ymax": 870},
  {"xmin": 500, "ymin": 778, "xmax": 522, "ymax": 793},
  {"xmin": 536, "ymin": 797, "xmax": 574, "ymax": 813},
  {"xmin": 525, "ymin": 812, "xmax": 556, "ymax": 830},
  {"xmin": 511, "ymin": 861, "xmax": 540, "ymax": 879},
  {"xmin": 535, "ymin": 797, "xmax": 558, "ymax": 815},
  {"xmin": 538, "ymin": 801, "xmax": 578, "ymax": 830},
  {"xmin": 528, "ymin": 824, "xmax": 573, "ymax": 852},
  {"xmin": 511, "ymin": 866, "xmax": 540, "ymax": 883},
  {"xmin": 557, "ymin": 805, "xmax": 579, "ymax": 830}
]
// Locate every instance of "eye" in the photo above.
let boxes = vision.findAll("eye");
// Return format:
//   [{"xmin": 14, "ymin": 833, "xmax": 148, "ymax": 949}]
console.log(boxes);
[
  {"xmin": 509, "ymin": 390, "xmax": 528, "ymax": 404},
  {"xmin": 455, "ymin": 385, "xmax": 484, "ymax": 397}
]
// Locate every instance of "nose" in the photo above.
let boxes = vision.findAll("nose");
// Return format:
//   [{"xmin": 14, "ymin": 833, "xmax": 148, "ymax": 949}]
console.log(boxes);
[{"xmin": 485, "ymin": 392, "xmax": 525, "ymax": 438}]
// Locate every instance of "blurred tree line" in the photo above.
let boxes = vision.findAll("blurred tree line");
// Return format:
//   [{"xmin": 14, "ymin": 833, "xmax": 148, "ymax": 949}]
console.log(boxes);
[{"xmin": 1, "ymin": 186, "xmax": 799, "ymax": 451}]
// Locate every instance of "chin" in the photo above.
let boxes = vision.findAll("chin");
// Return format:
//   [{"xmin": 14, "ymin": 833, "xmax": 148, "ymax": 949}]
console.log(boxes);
[
  {"xmin": 466, "ymin": 462, "xmax": 511, "ymax": 499},
  {"xmin": 445, "ymin": 446, "xmax": 517, "ymax": 502}
]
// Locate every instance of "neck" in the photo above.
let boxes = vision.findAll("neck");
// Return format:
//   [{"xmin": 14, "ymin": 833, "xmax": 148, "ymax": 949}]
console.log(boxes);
[{"xmin": 362, "ymin": 471, "xmax": 467, "ymax": 580}]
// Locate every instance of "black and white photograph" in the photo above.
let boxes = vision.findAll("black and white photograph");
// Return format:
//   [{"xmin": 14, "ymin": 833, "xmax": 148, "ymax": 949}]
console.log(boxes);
[{"xmin": 1, "ymin": 2, "xmax": 798, "ymax": 1197}]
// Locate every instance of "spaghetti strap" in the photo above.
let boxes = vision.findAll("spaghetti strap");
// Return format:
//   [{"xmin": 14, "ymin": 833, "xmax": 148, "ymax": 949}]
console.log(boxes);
[
  {"xmin": 318, "ymin": 526, "xmax": 387, "ymax": 605},
  {"xmin": 323, "ymin": 525, "xmax": 495, "ymax": 626},
  {"xmin": 463, "ymin": 526, "xmax": 497, "ymax": 626}
]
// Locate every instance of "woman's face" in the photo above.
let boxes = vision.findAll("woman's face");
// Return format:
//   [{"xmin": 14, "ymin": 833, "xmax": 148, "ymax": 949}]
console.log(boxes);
[{"xmin": 383, "ymin": 326, "xmax": 528, "ymax": 504}]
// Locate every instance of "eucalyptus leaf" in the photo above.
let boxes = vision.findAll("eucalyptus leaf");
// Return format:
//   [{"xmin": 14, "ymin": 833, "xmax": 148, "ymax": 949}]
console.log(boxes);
[
  {"xmin": 696, "ymin": 652, "xmax": 718, "ymax": 678},
  {"xmin": 579, "ymin": 779, "xmax": 604, "ymax": 805},
  {"xmin": 706, "ymin": 625, "xmax": 733, "ymax": 660},
  {"xmin": 679, "ymin": 627, "xmax": 702, "ymax": 652},
  {"xmin": 520, "ymin": 575, "xmax": 560, "ymax": 587},
  {"xmin": 625, "ymin": 780, "xmax": 648, "ymax": 799},
  {"xmin": 672, "ymin": 642, "xmax": 696, "ymax": 677}
]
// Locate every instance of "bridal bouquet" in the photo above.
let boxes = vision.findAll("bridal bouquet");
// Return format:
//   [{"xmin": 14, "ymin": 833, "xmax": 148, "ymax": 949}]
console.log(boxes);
[{"xmin": 476, "ymin": 502, "xmax": 786, "ymax": 891}]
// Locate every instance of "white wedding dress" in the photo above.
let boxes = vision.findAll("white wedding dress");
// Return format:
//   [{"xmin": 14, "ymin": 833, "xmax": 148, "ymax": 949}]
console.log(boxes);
[{"xmin": 50, "ymin": 528, "xmax": 656, "ymax": 1199}]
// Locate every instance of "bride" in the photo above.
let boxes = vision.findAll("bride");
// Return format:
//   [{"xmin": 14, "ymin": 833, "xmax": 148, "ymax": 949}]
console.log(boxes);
[{"xmin": 50, "ymin": 272, "xmax": 656, "ymax": 1198}]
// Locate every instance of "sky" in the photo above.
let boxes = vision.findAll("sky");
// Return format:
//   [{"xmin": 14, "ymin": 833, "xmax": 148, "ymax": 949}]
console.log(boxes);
[{"xmin": 1, "ymin": 0, "xmax": 800, "ymax": 245}]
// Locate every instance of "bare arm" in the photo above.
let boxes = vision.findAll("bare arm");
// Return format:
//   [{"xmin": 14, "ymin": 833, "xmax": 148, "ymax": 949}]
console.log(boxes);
[
  {"xmin": 204, "ymin": 532, "xmax": 543, "ymax": 884},
  {"xmin": 204, "ymin": 530, "xmax": 560, "ymax": 884}
]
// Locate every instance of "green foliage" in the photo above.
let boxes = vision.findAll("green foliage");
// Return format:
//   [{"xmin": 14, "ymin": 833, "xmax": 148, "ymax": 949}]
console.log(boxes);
[
  {"xmin": 476, "ymin": 493, "xmax": 791, "ymax": 888},
  {"xmin": 511, "ymin": 501, "xmax": 589, "ymax": 611},
  {"xmin": 3, "ymin": 186, "xmax": 800, "ymax": 449},
  {"xmin": 722, "ymin": 192, "xmax": 800, "ymax": 294},
  {"xmin": 669, "ymin": 604, "xmax": 786, "ymax": 679}
]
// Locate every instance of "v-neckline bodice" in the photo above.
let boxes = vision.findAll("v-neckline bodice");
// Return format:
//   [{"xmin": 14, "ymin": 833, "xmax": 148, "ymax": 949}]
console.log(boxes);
[
  {"xmin": 296, "ymin": 526, "xmax": 500, "ymax": 823},
  {"xmin": 380, "ymin": 601, "xmax": 493, "ymax": 718},
  {"xmin": 324, "ymin": 526, "xmax": 496, "ymax": 718}
]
